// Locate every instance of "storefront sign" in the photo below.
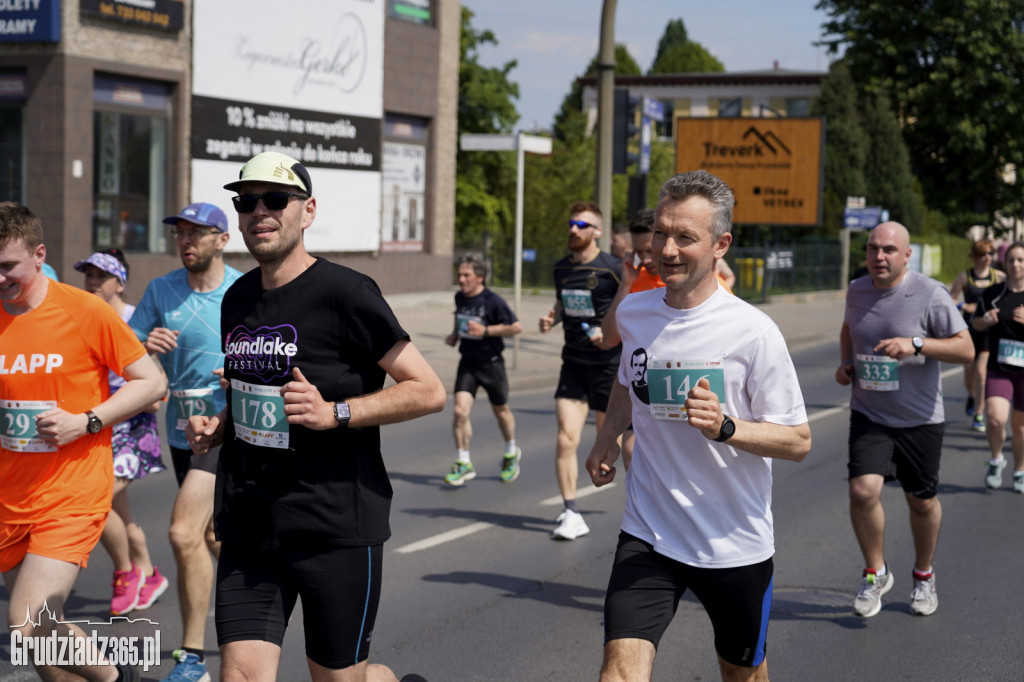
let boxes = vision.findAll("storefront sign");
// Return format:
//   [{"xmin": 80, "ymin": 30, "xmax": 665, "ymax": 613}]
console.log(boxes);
[
  {"xmin": 191, "ymin": 0, "xmax": 384, "ymax": 253},
  {"xmin": 675, "ymin": 117, "xmax": 824, "ymax": 226},
  {"xmin": 388, "ymin": 0, "xmax": 430, "ymax": 24},
  {"xmin": 80, "ymin": 0, "xmax": 182, "ymax": 31},
  {"xmin": 0, "ymin": 0, "xmax": 60, "ymax": 42}
]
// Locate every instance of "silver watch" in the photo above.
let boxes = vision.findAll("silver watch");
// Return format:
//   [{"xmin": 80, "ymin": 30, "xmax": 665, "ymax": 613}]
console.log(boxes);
[{"xmin": 333, "ymin": 401, "xmax": 351, "ymax": 428}]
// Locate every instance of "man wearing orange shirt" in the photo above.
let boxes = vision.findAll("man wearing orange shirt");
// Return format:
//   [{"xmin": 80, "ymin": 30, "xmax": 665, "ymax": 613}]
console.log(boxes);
[{"xmin": 0, "ymin": 203, "xmax": 165, "ymax": 681}]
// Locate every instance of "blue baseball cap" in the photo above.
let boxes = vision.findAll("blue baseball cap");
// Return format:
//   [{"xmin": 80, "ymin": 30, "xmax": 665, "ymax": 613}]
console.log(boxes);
[{"xmin": 162, "ymin": 203, "xmax": 229, "ymax": 231}]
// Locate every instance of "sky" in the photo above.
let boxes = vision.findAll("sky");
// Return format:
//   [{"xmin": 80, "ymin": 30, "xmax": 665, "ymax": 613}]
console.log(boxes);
[{"xmin": 462, "ymin": 0, "xmax": 837, "ymax": 131}]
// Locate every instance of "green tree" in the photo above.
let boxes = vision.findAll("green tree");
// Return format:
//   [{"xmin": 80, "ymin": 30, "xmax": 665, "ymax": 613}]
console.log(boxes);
[
  {"xmin": 455, "ymin": 8, "xmax": 520, "ymax": 252},
  {"xmin": 810, "ymin": 61, "xmax": 867, "ymax": 232},
  {"xmin": 652, "ymin": 18, "xmax": 688, "ymax": 66},
  {"xmin": 648, "ymin": 19, "xmax": 723, "ymax": 75},
  {"xmin": 649, "ymin": 42, "xmax": 724, "ymax": 74},
  {"xmin": 817, "ymin": 0, "xmax": 1024, "ymax": 231},
  {"xmin": 860, "ymin": 91, "xmax": 924, "ymax": 231},
  {"xmin": 553, "ymin": 44, "xmax": 642, "ymax": 141}
]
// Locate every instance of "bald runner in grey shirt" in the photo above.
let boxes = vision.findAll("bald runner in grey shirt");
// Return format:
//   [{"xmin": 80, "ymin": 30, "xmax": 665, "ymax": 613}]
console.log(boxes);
[{"xmin": 836, "ymin": 221, "xmax": 972, "ymax": 620}]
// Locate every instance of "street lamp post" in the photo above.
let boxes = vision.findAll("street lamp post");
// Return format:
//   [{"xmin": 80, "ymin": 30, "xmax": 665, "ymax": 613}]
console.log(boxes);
[
  {"xmin": 459, "ymin": 132, "xmax": 553, "ymax": 367},
  {"xmin": 595, "ymin": 0, "xmax": 618, "ymax": 251}
]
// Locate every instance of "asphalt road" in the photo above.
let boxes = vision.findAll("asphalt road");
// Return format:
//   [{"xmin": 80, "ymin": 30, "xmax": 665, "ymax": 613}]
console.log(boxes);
[{"xmin": 1, "ymin": 340, "xmax": 1022, "ymax": 681}]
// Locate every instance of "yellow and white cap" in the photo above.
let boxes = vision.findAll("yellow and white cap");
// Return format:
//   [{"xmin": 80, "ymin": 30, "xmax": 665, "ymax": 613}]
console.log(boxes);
[{"xmin": 224, "ymin": 152, "xmax": 312, "ymax": 196}]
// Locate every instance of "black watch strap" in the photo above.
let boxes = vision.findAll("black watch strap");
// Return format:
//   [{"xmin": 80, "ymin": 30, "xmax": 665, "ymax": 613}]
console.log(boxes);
[
  {"xmin": 333, "ymin": 401, "xmax": 351, "ymax": 428},
  {"xmin": 713, "ymin": 415, "xmax": 736, "ymax": 443}
]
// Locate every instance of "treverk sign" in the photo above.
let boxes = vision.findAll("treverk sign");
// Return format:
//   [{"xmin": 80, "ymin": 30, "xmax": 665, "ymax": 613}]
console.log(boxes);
[{"xmin": 676, "ymin": 118, "xmax": 824, "ymax": 226}]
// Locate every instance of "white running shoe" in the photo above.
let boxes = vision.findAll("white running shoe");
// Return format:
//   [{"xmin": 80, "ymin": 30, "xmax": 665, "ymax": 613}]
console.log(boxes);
[
  {"xmin": 986, "ymin": 457, "xmax": 1007, "ymax": 489},
  {"xmin": 909, "ymin": 572, "xmax": 938, "ymax": 616},
  {"xmin": 853, "ymin": 566, "xmax": 893, "ymax": 617},
  {"xmin": 551, "ymin": 509, "xmax": 589, "ymax": 540}
]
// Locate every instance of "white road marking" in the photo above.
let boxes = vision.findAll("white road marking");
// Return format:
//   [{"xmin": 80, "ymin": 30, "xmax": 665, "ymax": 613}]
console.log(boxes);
[
  {"xmin": 394, "ymin": 484, "xmax": 618, "ymax": 554},
  {"xmin": 540, "ymin": 482, "xmax": 618, "ymax": 506},
  {"xmin": 394, "ymin": 522, "xmax": 494, "ymax": 554},
  {"xmin": 808, "ymin": 405, "xmax": 848, "ymax": 422}
]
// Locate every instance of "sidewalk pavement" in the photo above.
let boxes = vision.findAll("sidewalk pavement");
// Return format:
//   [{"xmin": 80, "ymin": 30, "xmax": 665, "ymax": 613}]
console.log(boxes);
[{"xmin": 386, "ymin": 287, "xmax": 846, "ymax": 394}]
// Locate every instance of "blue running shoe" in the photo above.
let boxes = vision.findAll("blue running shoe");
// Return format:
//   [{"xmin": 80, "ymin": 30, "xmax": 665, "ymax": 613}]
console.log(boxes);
[{"xmin": 161, "ymin": 650, "xmax": 210, "ymax": 682}]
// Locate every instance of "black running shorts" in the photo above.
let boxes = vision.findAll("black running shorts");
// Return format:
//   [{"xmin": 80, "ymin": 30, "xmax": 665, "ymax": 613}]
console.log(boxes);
[
  {"xmin": 554, "ymin": 358, "xmax": 617, "ymax": 412},
  {"xmin": 454, "ymin": 356, "xmax": 509, "ymax": 405},
  {"xmin": 216, "ymin": 541, "xmax": 384, "ymax": 669},
  {"xmin": 604, "ymin": 532, "xmax": 773, "ymax": 668},
  {"xmin": 847, "ymin": 410, "xmax": 943, "ymax": 499},
  {"xmin": 169, "ymin": 445, "xmax": 219, "ymax": 488}
]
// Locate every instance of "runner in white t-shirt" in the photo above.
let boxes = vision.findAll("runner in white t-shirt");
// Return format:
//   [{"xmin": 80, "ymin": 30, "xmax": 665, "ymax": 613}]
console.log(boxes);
[{"xmin": 585, "ymin": 170, "xmax": 810, "ymax": 682}]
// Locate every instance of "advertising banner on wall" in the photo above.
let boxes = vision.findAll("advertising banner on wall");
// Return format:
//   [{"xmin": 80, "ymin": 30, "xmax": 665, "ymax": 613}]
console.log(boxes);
[
  {"xmin": 191, "ymin": 0, "xmax": 383, "ymax": 253},
  {"xmin": 675, "ymin": 117, "xmax": 824, "ymax": 226},
  {"xmin": 0, "ymin": 0, "xmax": 60, "ymax": 42},
  {"xmin": 81, "ymin": 0, "xmax": 183, "ymax": 31}
]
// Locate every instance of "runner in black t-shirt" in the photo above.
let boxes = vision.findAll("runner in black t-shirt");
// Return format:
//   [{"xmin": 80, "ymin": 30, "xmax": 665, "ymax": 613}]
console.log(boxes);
[
  {"xmin": 186, "ymin": 151, "xmax": 445, "ymax": 681},
  {"xmin": 538, "ymin": 201, "xmax": 621, "ymax": 540},
  {"xmin": 443, "ymin": 254, "xmax": 523, "ymax": 486}
]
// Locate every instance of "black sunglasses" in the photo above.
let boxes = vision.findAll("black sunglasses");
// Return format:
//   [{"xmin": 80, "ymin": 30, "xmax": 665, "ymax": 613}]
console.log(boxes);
[
  {"xmin": 232, "ymin": 191, "xmax": 308, "ymax": 213},
  {"xmin": 568, "ymin": 219, "xmax": 598, "ymax": 230}
]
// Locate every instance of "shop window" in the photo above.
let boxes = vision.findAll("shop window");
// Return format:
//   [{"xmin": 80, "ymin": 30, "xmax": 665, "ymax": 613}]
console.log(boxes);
[
  {"xmin": 381, "ymin": 114, "xmax": 428, "ymax": 253},
  {"xmin": 92, "ymin": 75, "xmax": 170, "ymax": 253},
  {"xmin": 0, "ymin": 73, "xmax": 26, "ymax": 204},
  {"xmin": 786, "ymin": 98, "xmax": 810, "ymax": 117},
  {"xmin": 0, "ymin": 108, "xmax": 23, "ymax": 204},
  {"xmin": 718, "ymin": 98, "xmax": 742, "ymax": 117}
]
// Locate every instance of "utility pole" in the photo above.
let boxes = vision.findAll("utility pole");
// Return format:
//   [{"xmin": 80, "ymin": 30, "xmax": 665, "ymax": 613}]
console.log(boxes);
[{"xmin": 594, "ymin": 0, "xmax": 617, "ymax": 252}]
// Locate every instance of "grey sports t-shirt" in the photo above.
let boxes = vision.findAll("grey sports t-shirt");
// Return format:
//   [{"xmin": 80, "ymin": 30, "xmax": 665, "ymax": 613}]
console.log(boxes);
[{"xmin": 845, "ymin": 271, "xmax": 966, "ymax": 427}]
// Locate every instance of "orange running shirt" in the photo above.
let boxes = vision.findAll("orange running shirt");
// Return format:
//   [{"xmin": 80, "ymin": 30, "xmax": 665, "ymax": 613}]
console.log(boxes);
[
  {"xmin": 0, "ymin": 281, "xmax": 146, "ymax": 522},
  {"xmin": 630, "ymin": 268, "xmax": 666, "ymax": 293},
  {"xmin": 629, "ymin": 268, "xmax": 734, "ymax": 294}
]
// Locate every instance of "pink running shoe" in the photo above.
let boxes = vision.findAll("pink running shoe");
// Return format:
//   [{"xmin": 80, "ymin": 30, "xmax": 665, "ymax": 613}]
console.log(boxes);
[
  {"xmin": 134, "ymin": 566, "xmax": 169, "ymax": 611},
  {"xmin": 110, "ymin": 564, "xmax": 143, "ymax": 615}
]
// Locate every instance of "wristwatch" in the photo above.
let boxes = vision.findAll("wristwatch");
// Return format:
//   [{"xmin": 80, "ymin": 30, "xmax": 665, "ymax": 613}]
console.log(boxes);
[
  {"xmin": 912, "ymin": 336, "xmax": 924, "ymax": 355},
  {"xmin": 333, "ymin": 401, "xmax": 351, "ymax": 428},
  {"xmin": 713, "ymin": 415, "xmax": 736, "ymax": 443},
  {"xmin": 85, "ymin": 410, "xmax": 103, "ymax": 434}
]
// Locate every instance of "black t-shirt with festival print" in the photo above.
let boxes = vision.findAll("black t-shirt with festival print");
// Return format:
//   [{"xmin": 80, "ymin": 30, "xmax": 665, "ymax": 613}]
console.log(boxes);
[{"xmin": 217, "ymin": 258, "xmax": 408, "ymax": 548}]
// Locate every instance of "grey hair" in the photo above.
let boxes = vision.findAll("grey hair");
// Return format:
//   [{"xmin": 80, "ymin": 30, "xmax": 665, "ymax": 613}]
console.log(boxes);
[
  {"xmin": 658, "ymin": 170, "xmax": 735, "ymax": 240},
  {"xmin": 457, "ymin": 253, "xmax": 488, "ymax": 280}
]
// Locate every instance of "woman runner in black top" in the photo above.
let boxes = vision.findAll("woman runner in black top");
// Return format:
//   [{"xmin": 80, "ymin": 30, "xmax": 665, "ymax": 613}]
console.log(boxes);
[
  {"xmin": 951, "ymin": 239, "xmax": 1005, "ymax": 430},
  {"xmin": 973, "ymin": 241, "xmax": 1024, "ymax": 492}
]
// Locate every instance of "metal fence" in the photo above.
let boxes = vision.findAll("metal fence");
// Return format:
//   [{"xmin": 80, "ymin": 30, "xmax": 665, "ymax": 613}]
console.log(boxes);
[
  {"xmin": 729, "ymin": 242, "xmax": 843, "ymax": 301},
  {"xmin": 454, "ymin": 238, "xmax": 844, "ymax": 300}
]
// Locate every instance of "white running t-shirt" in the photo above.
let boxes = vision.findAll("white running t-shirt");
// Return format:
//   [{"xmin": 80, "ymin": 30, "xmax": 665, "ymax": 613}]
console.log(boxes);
[{"xmin": 616, "ymin": 286, "xmax": 807, "ymax": 569}]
